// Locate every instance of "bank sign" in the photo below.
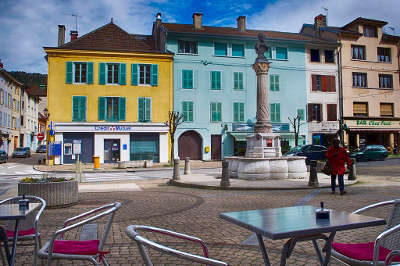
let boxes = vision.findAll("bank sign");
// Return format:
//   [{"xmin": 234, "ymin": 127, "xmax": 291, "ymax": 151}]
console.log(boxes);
[{"xmin": 94, "ymin": 125, "xmax": 132, "ymax": 131}]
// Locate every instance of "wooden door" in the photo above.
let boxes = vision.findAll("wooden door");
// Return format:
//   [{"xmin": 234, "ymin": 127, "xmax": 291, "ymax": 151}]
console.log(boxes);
[
  {"xmin": 178, "ymin": 131, "xmax": 202, "ymax": 160},
  {"xmin": 211, "ymin": 135, "xmax": 221, "ymax": 160}
]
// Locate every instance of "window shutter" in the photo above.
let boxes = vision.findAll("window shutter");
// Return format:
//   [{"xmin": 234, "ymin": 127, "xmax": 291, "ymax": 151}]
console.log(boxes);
[
  {"xmin": 240, "ymin": 103, "xmax": 244, "ymax": 121},
  {"xmin": 72, "ymin": 96, "xmax": 79, "ymax": 121},
  {"xmin": 322, "ymin": 76, "xmax": 328, "ymax": 92},
  {"xmin": 182, "ymin": 102, "xmax": 188, "ymax": 121},
  {"xmin": 270, "ymin": 75, "xmax": 274, "ymax": 91},
  {"xmin": 189, "ymin": 102, "xmax": 194, "ymax": 121},
  {"xmin": 217, "ymin": 103, "xmax": 222, "ymax": 121},
  {"xmin": 297, "ymin": 109, "xmax": 304, "ymax": 121},
  {"xmin": 131, "ymin": 64, "xmax": 138, "ymax": 85},
  {"xmin": 233, "ymin": 103, "xmax": 238, "ymax": 121},
  {"xmin": 138, "ymin": 98, "xmax": 144, "ymax": 122},
  {"xmin": 327, "ymin": 104, "xmax": 337, "ymax": 121},
  {"xmin": 66, "ymin": 62, "xmax": 73, "ymax": 84},
  {"xmin": 308, "ymin": 104, "xmax": 313, "ymax": 122},
  {"xmin": 119, "ymin": 97, "xmax": 126, "ymax": 120},
  {"xmin": 217, "ymin": 72, "xmax": 221, "ymax": 89},
  {"xmin": 79, "ymin": 96, "xmax": 86, "ymax": 121},
  {"xmin": 145, "ymin": 98, "xmax": 151, "ymax": 121},
  {"xmin": 318, "ymin": 104, "xmax": 322, "ymax": 122},
  {"xmin": 99, "ymin": 63, "xmax": 105, "ymax": 85},
  {"xmin": 87, "ymin": 62, "xmax": 93, "ymax": 84},
  {"xmin": 329, "ymin": 76, "xmax": 336, "ymax": 92},
  {"xmin": 193, "ymin": 69, "xmax": 198, "ymax": 89},
  {"xmin": 119, "ymin": 63, "xmax": 126, "ymax": 85},
  {"xmin": 98, "ymin": 97, "xmax": 105, "ymax": 120},
  {"xmin": 276, "ymin": 103, "xmax": 280, "ymax": 122},
  {"xmin": 270, "ymin": 104, "xmax": 275, "ymax": 121},
  {"xmin": 151, "ymin": 64, "xmax": 158, "ymax": 86},
  {"xmin": 311, "ymin": 75, "xmax": 317, "ymax": 91},
  {"xmin": 275, "ymin": 75, "xmax": 279, "ymax": 91}
]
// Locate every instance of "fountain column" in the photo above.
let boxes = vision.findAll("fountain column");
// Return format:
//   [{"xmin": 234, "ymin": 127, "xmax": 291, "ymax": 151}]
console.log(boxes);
[{"xmin": 253, "ymin": 61, "xmax": 272, "ymax": 134}]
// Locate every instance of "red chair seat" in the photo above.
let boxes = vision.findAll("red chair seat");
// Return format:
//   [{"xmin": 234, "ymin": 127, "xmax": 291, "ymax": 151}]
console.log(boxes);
[
  {"xmin": 6, "ymin": 228, "xmax": 36, "ymax": 238},
  {"xmin": 53, "ymin": 240, "xmax": 100, "ymax": 255},
  {"xmin": 333, "ymin": 242, "xmax": 400, "ymax": 262}
]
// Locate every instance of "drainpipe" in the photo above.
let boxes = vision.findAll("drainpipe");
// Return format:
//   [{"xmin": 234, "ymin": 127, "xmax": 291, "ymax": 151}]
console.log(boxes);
[{"xmin": 337, "ymin": 42, "xmax": 344, "ymax": 146}]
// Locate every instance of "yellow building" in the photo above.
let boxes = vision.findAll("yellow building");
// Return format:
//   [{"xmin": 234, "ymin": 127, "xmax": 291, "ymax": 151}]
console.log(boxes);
[{"xmin": 44, "ymin": 21, "xmax": 173, "ymax": 164}]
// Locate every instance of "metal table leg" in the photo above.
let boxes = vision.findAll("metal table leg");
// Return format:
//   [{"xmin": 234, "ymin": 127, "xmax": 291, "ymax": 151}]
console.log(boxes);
[
  {"xmin": 9, "ymin": 219, "xmax": 20, "ymax": 266},
  {"xmin": 256, "ymin": 234, "xmax": 270, "ymax": 266}
]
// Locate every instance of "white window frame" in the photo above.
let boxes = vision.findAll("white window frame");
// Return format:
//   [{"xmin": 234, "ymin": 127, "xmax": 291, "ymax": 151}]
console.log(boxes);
[
  {"xmin": 73, "ymin": 62, "xmax": 88, "ymax": 84},
  {"xmin": 106, "ymin": 63, "xmax": 119, "ymax": 84},
  {"xmin": 139, "ymin": 64, "xmax": 151, "ymax": 85}
]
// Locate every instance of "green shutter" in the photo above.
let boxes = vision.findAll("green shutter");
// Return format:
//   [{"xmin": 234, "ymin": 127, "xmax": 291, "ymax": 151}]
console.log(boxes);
[
  {"xmin": 131, "ymin": 64, "xmax": 138, "ymax": 85},
  {"xmin": 233, "ymin": 103, "xmax": 238, "ymax": 122},
  {"xmin": 216, "ymin": 72, "xmax": 221, "ymax": 89},
  {"xmin": 275, "ymin": 75, "xmax": 279, "ymax": 91},
  {"xmin": 182, "ymin": 102, "xmax": 187, "ymax": 121},
  {"xmin": 98, "ymin": 97, "xmax": 105, "ymax": 120},
  {"xmin": 276, "ymin": 47, "xmax": 287, "ymax": 60},
  {"xmin": 240, "ymin": 103, "xmax": 244, "ymax": 121},
  {"xmin": 66, "ymin": 62, "xmax": 73, "ymax": 84},
  {"xmin": 217, "ymin": 103, "xmax": 221, "ymax": 121},
  {"xmin": 297, "ymin": 109, "xmax": 304, "ymax": 121},
  {"xmin": 239, "ymin": 72, "xmax": 243, "ymax": 89},
  {"xmin": 214, "ymin": 42, "xmax": 227, "ymax": 56},
  {"xmin": 270, "ymin": 75, "xmax": 274, "ymax": 91},
  {"xmin": 151, "ymin": 64, "xmax": 158, "ymax": 86},
  {"xmin": 138, "ymin": 98, "xmax": 144, "ymax": 122},
  {"xmin": 182, "ymin": 70, "xmax": 193, "ymax": 89},
  {"xmin": 72, "ymin": 96, "xmax": 79, "ymax": 121},
  {"xmin": 87, "ymin": 62, "xmax": 93, "ymax": 84},
  {"xmin": 119, "ymin": 97, "xmax": 126, "ymax": 120},
  {"xmin": 99, "ymin": 63, "xmax": 105, "ymax": 85},
  {"xmin": 276, "ymin": 103, "xmax": 280, "ymax": 122},
  {"xmin": 188, "ymin": 102, "xmax": 193, "ymax": 121},
  {"xmin": 270, "ymin": 104, "xmax": 275, "ymax": 122},
  {"xmin": 145, "ymin": 98, "xmax": 151, "ymax": 121},
  {"xmin": 119, "ymin": 63, "xmax": 126, "ymax": 85},
  {"xmin": 232, "ymin": 44, "xmax": 244, "ymax": 57},
  {"xmin": 79, "ymin": 96, "xmax": 86, "ymax": 121}
]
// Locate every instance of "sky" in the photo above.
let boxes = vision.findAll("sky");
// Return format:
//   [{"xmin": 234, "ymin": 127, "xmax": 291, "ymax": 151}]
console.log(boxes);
[{"xmin": 0, "ymin": 0, "xmax": 399, "ymax": 74}]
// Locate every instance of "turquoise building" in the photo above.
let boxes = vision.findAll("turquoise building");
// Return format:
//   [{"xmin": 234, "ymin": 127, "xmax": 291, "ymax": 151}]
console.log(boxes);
[{"xmin": 153, "ymin": 13, "xmax": 321, "ymax": 160}]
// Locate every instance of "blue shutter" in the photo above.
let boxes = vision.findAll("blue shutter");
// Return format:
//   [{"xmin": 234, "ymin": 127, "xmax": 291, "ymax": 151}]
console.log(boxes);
[
  {"xmin": 98, "ymin": 97, "xmax": 105, "ymax": 120},
  {"xmin": 131, "ymin": 64, "xmax": 138, "ymax": 85},
  {"xmin": 119, "ymin": 97, "xmax": 126, "ymax": 121},
  {"xmin": 119, "ymin": 63, "xmax": 126, "ymax": 85},
  {"xmin": 145, "ymin": 98, "xmax": 151, "ymax": 121},
  {"xmin": 87, "ymin": 62, "xmax": 93, "ymax": 84},
  {"xmin": 151, "ymin": 64, "xmax": 158, "ymax": 86},
  {"xmin": 99, "ymin": 63, "xmax": 105, "ymax": 85},
  {"xmin": 66, "ymin": 62, "xmax": 73, "ymax": 84},
  {"xmin": 138, "ymin": 98, "xmax": 144, "ymax": 122}
]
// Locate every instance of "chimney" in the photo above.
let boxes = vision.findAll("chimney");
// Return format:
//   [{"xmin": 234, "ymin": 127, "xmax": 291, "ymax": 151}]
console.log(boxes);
[
  {"xmin": 192, "ymin": 13, "xmax": 203, "ymax": 29},
  {"xmin": 0, "ymin": 60, "xmax": 3, "ymax": 69},
  {"xmin": 58, "ymin": 25, "xmax": 65, "ymax": 47},
  {"xmin": 70, "ymin": 30, "xmax": 78, "ymax": 41},
  {"xmin": 156, "ymin": 12, "xmax": 162, "ymax": 25},
  {"xmin": 237, "ymin": 16, "xmax": 246, "ymax": 32},
  {"xmin": 314, "ymin": 14, "xmax": 327, "ymax": 31}
]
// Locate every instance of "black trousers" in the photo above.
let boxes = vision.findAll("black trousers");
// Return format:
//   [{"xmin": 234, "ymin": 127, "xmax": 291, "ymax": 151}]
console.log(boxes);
[{"xmin": 331, "ymin": 174, "xmax": 344, "ymax": 192}]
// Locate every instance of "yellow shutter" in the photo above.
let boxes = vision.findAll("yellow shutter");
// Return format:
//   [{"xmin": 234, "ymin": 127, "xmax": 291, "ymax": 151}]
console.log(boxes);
[
  {"xmin": 353, "ymin": 103, "xmax": 368, "ymax": 115},
  {"xmin": 380, "ymin": 103, "xmax": 393, "ymax": 116}
]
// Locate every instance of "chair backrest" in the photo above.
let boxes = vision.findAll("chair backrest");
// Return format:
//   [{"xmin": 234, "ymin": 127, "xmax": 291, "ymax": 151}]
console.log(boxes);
[
  {"xmin": 382, "ymin": 200, "xmax": 400, "ymax": 250},
  {"xmin": 126, "ymin": 225, "xmax": 228, "ymax": 266}
]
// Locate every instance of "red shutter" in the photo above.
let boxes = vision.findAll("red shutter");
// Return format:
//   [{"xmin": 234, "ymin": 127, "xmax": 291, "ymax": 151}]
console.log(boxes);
[
  {"xmin": 327, "ymin": 104, "xmax": 337, "ymax": 121},
  {"xmin": 322, "ymin": 76, "xmax": 328, "ymax": 92},
  {"xmin": 328, "ymin": 76, "xmax": 336, "ymax": 92},
  {"xmin": 308, "ymin": 104, "xmax": 313, "ymax": 121},
  {"xmin": 311, "ymin": 75, "xmax": 317, "ymax": 91}
]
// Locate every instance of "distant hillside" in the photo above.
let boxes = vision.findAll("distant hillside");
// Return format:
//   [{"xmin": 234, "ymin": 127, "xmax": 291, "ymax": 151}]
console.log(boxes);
[{"xmin": 9, "ymin": 71, "xmax": 47, "ymax": 86}]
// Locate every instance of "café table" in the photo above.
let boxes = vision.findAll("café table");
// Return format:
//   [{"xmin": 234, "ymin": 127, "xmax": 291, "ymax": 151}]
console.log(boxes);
[
  {"xmin": 0, "ymin": 202, "xmax": 40, "ymax": 266},
  {"xmin": 220, "ymin": 205, "xmax": 386, "ymax": 266}
]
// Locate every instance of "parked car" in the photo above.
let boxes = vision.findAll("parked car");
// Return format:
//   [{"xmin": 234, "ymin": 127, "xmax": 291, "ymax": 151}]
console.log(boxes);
[
  {"xmin": 0, "ymin": 150, "xmax": 8, "ymax": 163},
  {"xmin": 36, "ymin": 144, "xmax": 46, "ymax": 153},
  {"xmin": 12, "ymin": 147, "xmax": 30, "ymax": 158},
  {"xmin": 350, "ymin": 145, "xmax": 388, "ymax": 161},
  {"xmin": 284, "ymin": 145, "xmax": 328, "ymax": 164}
]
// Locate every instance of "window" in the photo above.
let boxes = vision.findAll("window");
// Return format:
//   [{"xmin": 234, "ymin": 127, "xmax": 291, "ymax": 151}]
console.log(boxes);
[
  {"xmin": 232, "ymin": 43, "xmax": 244, "ymax": 57},
  {"xmin": 182, "ymin": 101, "xmax": 194, "ymax": 122},
  {"xmin": 74, "ymin": 62, "xmax": 87, "ymax": 83},
  {"xmin": 353, "ymin": 102, "xmax": 368, "ymax": 117},
  {"xmin": 311, "ymin": 75, "xmax": 335, "ymax": 92},
  {"xmin": 270, "ymin": 75, "xmax": 279, "ymax": 91},
  {"xmin": 138, "ymin": 98, "xmax": 151, "ymax": 122},
  {"xmin": 325, "ymin": 50, "xmax": 334, "ymax": 63},
  {"xmin": 8, "ymin": 93, "xmax": 11, "ymax": 108},
  {"xmin": 327, "ymin": 104, "xmax": 337, "ymax": 121},
  {"xmin": 98, "ymin": 96, "xmax": 126, "ymax": 121},
  {"xmin": 233, "ymin": 102, "xmax": 244, "ymax": 122},
  {"xmin": 210, "ymin": 71, "xmax": 221, "ymax": 90},
  {"xmin": 66, "ymin": 62, "xmax": 93, "ymax": 84},
  {"xmin": 380, "ymin": 103, "xmax": 394, "ymax": 117},
  {"xmin": 139, "ymin": 64, "xmax": 151, "ymax": 85},
  {"xmin": 363, "ymin": 26, "xmax": 377, "ymax": 37},
  {"xmin": 297, "ymin": 109, "xmax": 305, "ymax": 121},
  {"xmin": 0, "ymin": 89, "xmax": 3, "ymax": 105},
  {"xmin": 351, "ymin": 45, "xmax": 366, "ymax": 60},
  {"xmin": 276, "ymin": 47, "xmax": 288, "ymax": 60},
  {"xmin": 310, "ymin": 49, "xmax": 320, "ymax": 62},
  {"xmin": 308, "ymin": 103, "xmax": 322, "ymax": 122},
  {"xmin": 379, "ymin": 74, "xmax": 393, "ymax": 89},
  {"xmin": 72, "ymin": 96, "xmax": 87, "ymax": 122},
  {"xmin": 178, "ymin": 40, "xmax": 198, "ymax": 54},
  {"xmin": 214, "ymin": 42, "xmax": 227, "ymax": 56},
  {"xmin": 131, "ymin": 64, "xmax": 158, "ymax": 86},
  {"xmin": 233, "ymin": 72, "xmax": 243, "ymax": 90},
  {"xmin": 0, "ymin": 112, "xmax": 2, "ymax": 126},
  {"xmin": 270, "ymin": 103, "xmax": 280, "ymax": 122},
  {"xmin": 107, "ymin": 63, "xmax": 119, "ymax": 84},
  {"xmin": 265, "ymin": 48, "xmax": 272, "ymax": 59},
  {"xmin": 210, "ymin": 102, "xmax": 222, "ymax": 122},
  {"xmin": 21, "ymin": 115, "xmax": 23, "ymax": 126},
  {"xmin": 378, "ymin": 48, "xmax": 391, "ymax": 62},
  {"xmin": 182, "ymin": 70, "xmax": 193, "ymax": 89},
  {"xmin": 352, "ymin": 72, "xmax": 367, "ymax": 87}
]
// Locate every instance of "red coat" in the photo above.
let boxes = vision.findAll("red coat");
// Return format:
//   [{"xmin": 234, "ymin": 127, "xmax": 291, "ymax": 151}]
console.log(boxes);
[{"xmin": 326, "ymin": 146, "xmax": 352, "ymax": 175}]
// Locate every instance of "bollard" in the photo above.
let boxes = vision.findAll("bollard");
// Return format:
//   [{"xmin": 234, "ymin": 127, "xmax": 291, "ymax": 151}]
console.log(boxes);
[
  {"xmin": 308, "ymin": 160, "xmax": 319, "ymax": 187},
  {"xmin": 172, "ymin": 159, "xmax": 180, "ymax": 180},
  {"xmin": 348, "ymin": 159, "xmax": 357, "ymax": 180},
  {"xmin": 184, "ymin": 157, "xmax": 191, "ymax": 175},
  {"xmin": 220, "ymin": 160, "xmax": 230, "ymax": 187}
]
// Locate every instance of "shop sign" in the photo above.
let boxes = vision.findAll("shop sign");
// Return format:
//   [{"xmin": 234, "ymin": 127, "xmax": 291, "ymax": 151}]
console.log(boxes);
[
  {"xmin": 232, "ymin": 123, "xmax": 254, "ymax": 132},
  {"xmin": 94, "ymin": 125, "xmax": 132, "ymax": 131},
  {"xmin": 272, "ymin": 123, "xmax": 290, "ymax": 132},
  {"xmin": 356, "ymin": 120, "xmax": 391, "ymax": 126}
]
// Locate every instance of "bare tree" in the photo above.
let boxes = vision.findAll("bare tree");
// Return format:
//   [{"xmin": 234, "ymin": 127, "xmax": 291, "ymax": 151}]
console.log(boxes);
[
  {"xmin": 165, "ymin": 111, "xmax": 184, "ymax": 163},
  {"xmin": 288, "ymin": 115, "xmax": 305, "ymax": 147}
]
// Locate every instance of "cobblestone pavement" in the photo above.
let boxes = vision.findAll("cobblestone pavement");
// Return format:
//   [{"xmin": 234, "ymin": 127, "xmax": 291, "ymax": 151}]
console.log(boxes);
[{"xmin": 4, "ymin": 183, "xmax": 399, "ymax": 265}]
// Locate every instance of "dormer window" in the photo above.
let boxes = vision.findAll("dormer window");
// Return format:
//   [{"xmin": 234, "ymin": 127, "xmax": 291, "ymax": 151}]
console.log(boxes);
[{"xmin": 363, "ymin": 26, "xmax": 377, "ymax": 37}]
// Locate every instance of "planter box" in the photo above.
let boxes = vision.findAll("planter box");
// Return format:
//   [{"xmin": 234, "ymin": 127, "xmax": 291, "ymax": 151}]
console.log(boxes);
[{"xmin": 18, "ymin": 180, "xmax": 78, "ymax": 208}]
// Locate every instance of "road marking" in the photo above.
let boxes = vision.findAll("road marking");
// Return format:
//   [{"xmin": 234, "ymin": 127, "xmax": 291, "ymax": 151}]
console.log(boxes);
[{"xmin": 7, "ymin": 165, "xmax": 17, "ymax": 169}]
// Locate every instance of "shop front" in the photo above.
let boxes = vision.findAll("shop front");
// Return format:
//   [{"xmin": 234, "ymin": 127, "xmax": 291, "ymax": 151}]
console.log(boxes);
[{"xmin": 309, "ymin": 121, "xmax": 339, "ymax": 147}]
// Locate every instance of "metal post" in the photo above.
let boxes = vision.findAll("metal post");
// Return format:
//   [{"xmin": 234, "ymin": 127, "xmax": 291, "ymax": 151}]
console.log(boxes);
[
  {"xmin": 308, "ymin": 160, "xmax": 319, "ymax": 187},
  {"xmin": 348, "ymin": 159, "xmax": 356, "ymax": 180},
  {"xmin": 173, "ymin": 159, "xmax": 180, "ymax": 180},
  {"xmin": 220, "ymin": 160, "xmax": 230, "ymax": 187},
  {"xmin": 184, "ymin": 157, "xmax": 191, "ymax": 175}
]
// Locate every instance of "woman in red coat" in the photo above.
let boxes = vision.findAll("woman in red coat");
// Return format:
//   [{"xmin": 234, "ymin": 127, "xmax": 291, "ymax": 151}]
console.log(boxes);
[{"xmin": 326, "ymin": 138, "xmax": 352, "ymax": 195}]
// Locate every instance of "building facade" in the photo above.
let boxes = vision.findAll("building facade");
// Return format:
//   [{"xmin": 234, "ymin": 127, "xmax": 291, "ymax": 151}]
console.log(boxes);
[
  {"xmin": 44, "ymin": 22, "xmax": 173, "ymax": 165},
  {"xmin": 20, "ymin": 86, "xmax": 40, "ymax": 150}
]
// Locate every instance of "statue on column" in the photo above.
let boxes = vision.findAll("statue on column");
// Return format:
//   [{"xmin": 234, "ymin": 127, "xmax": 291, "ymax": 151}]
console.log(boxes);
[{"xmin": 255, "ymin": 33, "xmax": 269, "ymax": 63}]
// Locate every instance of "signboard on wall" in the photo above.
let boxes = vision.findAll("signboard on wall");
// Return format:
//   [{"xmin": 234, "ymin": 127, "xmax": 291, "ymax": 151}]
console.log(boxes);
[{"xmin": 73, "ymin": 140, "xmax": 81, "ymax": 154}]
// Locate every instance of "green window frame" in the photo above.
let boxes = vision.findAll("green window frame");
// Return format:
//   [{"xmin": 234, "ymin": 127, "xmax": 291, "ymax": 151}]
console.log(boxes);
[
  {"xmin": 138, "ymin": 98, "xmax": 151, "ymax": 122},
  {"xmin": 210, "ymin": 102, "xmax": 222, "ymax": 122},
  {"xmin": 210, "ymin": 71, "xmax": 221, "ymax": 90},
  {"xmin": 233, "ymin": 72, "xmax": 244, "ymax": 90},
  {"xmin": 72, "ymin": 96, "xmax": 87, "ymax": 122},
  {"xmin": 98, "ymin": 96, "xmax": 126, "ymax": 121},
  {"xmin": 232, "ymin": 43, "xmax": 244, "ymax": 57},
  {"xmin": 270, "ymin": 103, "xmax": 281, "ymax": 122},
  {"xmin": 182, "ymin": 70, "xmax": 193, "ymax": 89},
  {"xmin": 233, "ymin": 102, "xmax": 244, "ymax": 122},
  {"xmin": 182, "ymin": 101, "xmax": 194, "ymax": 122},
  {"xmin": 214, "ymin": 42, "xmax": 227, "ymax": 56},
  {"xmin": 297, "ymin": 109, "xmax": 305, "ymax": 121},
  {"xmin": 276, "ymin": 47, "xmax": 288, "ymax": 60},
  {"xmin": 270, "ymin": 74, "xmax": 279, "ymax": 91}
]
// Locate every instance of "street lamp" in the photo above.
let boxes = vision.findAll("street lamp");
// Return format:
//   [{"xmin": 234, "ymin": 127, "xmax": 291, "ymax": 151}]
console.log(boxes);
[{"xmin": 43, "ymin": 108, "xmax": 51, "ymax": 165}]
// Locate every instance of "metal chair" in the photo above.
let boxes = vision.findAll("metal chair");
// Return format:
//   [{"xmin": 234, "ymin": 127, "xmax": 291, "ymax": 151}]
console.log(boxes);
[
  {"xmin": 38, "ymin": 202, "xmax": 121, "ymax": 266},
  {"xmin": 0, "ymin": 195, "xmax": 46, "ymax": 266},
  {"xmin": 126, "ymin": 225, "xmax": 228, "ymax": 266},
  {"xmin": 386, "ymin": 250, "xmax": 400, "ymax": 266},
  {"xmin": 332, "ymin": 200, "xmax": 400, "ymax": 265}
]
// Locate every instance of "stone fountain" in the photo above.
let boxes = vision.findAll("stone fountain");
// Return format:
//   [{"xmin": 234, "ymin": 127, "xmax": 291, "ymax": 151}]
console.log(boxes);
[{"xmin": 226, "ymin": 33, "xmax": 307, "ymax": 180}]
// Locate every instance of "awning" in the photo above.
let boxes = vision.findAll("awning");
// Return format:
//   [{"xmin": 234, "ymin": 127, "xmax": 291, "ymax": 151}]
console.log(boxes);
[{"xmin": 228, "ymin": 132, "xmax": 250, "ymax": 142}]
